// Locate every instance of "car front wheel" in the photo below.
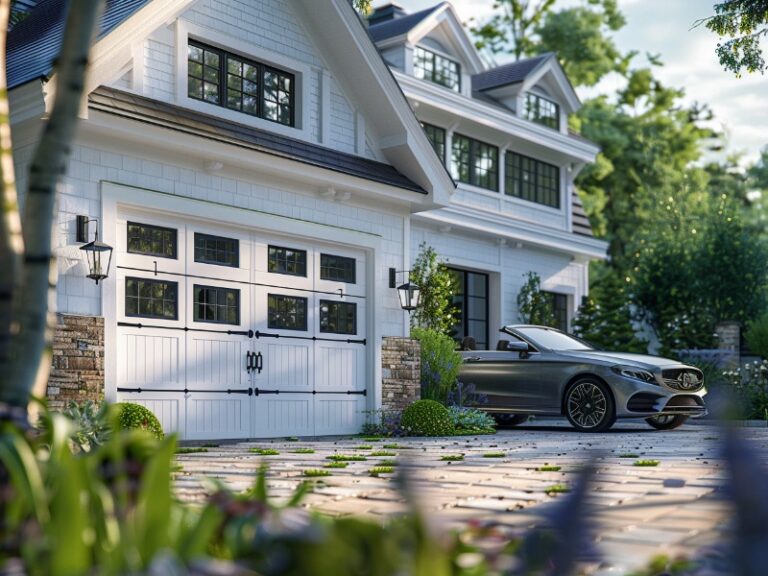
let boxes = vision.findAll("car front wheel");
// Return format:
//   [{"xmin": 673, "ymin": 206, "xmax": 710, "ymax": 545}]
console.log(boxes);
[
  {"xmin": 645, "ymin": 415, "xmax": 688, "ymax": 430},
  {"xmin": 564, "ymin": 378, "xmax": 616, "ymax": 432}
]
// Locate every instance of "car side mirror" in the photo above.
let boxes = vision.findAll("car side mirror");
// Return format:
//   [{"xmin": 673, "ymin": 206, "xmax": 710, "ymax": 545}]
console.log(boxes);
[{"xmin": 506, "ymin": 341, "xmax": 528, "ymax": 352}]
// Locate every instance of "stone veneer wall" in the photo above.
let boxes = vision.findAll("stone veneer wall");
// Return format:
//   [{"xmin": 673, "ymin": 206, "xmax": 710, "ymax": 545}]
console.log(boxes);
[
  {"xmin": 48, "ymin": 314, "xmax": 105, "ymax": 410},
  {"xmin": 381, "ymin": 337, "xmax": 421, "ymax": 412}
]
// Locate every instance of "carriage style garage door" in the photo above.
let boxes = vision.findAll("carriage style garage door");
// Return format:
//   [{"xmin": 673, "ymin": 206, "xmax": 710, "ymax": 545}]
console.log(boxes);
[{"xmin": 114, "ymin": 212, "xmax": 368, "ymax": 440}]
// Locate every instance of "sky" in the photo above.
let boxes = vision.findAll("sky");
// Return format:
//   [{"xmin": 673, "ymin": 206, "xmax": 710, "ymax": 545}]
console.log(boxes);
[{"xmin": 384, "ymin": 0, "xmax": 768, "ymax": 166}]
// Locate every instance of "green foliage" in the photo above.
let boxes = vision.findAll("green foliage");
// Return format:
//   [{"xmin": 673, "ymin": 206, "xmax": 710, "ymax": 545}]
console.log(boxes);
[
  {"xmin": 441, "ymin": 454, "xmax": 464, "ymax": 462},
  {"xmin": 544, "ymin": 484, "xmax": 570, "ymax": 495},
  {"xmin": 411, "ymin": 327, "xmax": 462, "ymax": 403},
  {"xmin": 369, "ymin": 466, "xmax": 395, "ymax": 477},
  {"xmin": 618, "ymin": 453, "xmax": 639, "ymax": 458},
  {"xmin": 447, "ymin": 406, "xmax": 496, "ymax": 434},
  {"xmin": 302, "ymin": 469, "xmax": 331, "ymax": 477},
  {"xmin": 291, "ymin": 448, "xmax": 316, "ymax": 454},
  {"xmin": 326, "ymin": 454, "xmax": 367, "ymax": 462},
  {"xmin": 409, "ymin": 243, "xmax": 459, "ymax": 333},
  {"xmin": 572, "ymin": 266, "xmax": 648, "ymax": 353},
  {"xmin": 324, "ymin": 461, "xmax": 348, "ymax": 469},
  {"xmin": 516, "ymin": 271, "xmax": 555, "ymax": 326},
  {"xmin": 351, "ymin": 0, "xmax": 372, "ymax": 15},
  {"xmin": 633, "ymin": 460, "xmax": 660, "ymax": 467},
  {"xmin": 482, "ymin": 452, "xmax": 507, "ymax": 458},
  {"xmin": 701, "ymin": 0, "xmax": 768, "ymax": 75},
  {"xmin": 114, "ymin": 402, "xmax": 164, "ymax": 440},
  {"xmin": 470, "ymin": 0, "xmax": 557, "ymax": 59},
  {"xmin": 370, "ymin": 450, "xmax": 396, "ymax": 457},
  {"xmin": 724, "ymin": 360, "xmax": 768, "ymax": 420},
  {"xmin": 631, "ymin": 193, "xmax": 768, "ymax": 353},
  {"xmin": 536, "ymin": 465, "xmax": 561, "ymax": 472},
  {"xmin": 250, "ymin": 448, "xmax": 280, "ymax": 455},
  {"xmin": 176, "ymin": 447, "xmax": 208, "ymax": 454},
  {"xmin": 61, "ymin": 400, "xmax": 111, "ymax": 453},
  {"xmin": 400, "ymin": 400, "xmax": 455, "ymax": 437},
  {"xmin": 746, "ymin": 313, "xmax": 768, "ymax": 359}
]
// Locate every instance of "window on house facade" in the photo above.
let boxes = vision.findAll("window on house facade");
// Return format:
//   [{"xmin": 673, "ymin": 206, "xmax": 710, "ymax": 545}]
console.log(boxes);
[
  {"xmin": 319, "ymin": 300, "xmax": 356, "ymax": 334},
  {"xmin": 268, "ymin": 246, "xmax": 307, "ymax": 276},
  {"xmin": 543, "ymin": 291, "xmax": 569, "ymax": 332},
  {"xmin": 193, "ymin": 285, "xmax": 240, "ymax": 324},
  {"xmin": 413, "ymin": 46, "xmax": 461, "ymax": 92},
  {"xmin": 448, "ymin": 268, "xmax": 489, "ymax": 350},
  {"xmin": 524, "ymin": 92, "xmax": 560, "ymax": 130},
  {"xmin": 421, "ymin": 122, "xmax": 446, "ymax": 162},
  {"xmin": 505, "ymin": 152, "xmax": 560, "ymax": 208},
  {"xmin": 127, "ymin": 222, "xmax": 177, "ymax": 259},
  {"xmin": 188, "ymin": 41, "xmax": 295, "ymax": 126},
  {"xmin": 451, "ymin": 134, "xmax": 499, "ymax": 191},
  {"xmin": 125, "ymin": 277, "xmax": 178, "ymax": 320},
  {"xmin": 320, "ymin": 254, "xmax": 356, "ymax": 283},
  {"xmin": 268, "ymin": 294, "xmax": 308, "ymax": 331},
  {"xmin": 194, "ymin": 233, "xmax": 239, "ymax": 267}
]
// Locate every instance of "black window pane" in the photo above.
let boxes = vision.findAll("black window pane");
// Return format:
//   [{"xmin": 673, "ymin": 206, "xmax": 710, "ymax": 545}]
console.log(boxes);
[
  {"xmin": 524, "ymin": 93, "xmax": 560, "ymax": 130},
  {"xmin": 544, "ymin": 292, "xmax": 569, "ymax": 332},
  {"xmin": 504, "ymin": 152, "xmax": 560, "ymax": 208},
  {"xmin": 421, "ymin": 123, "xmax": 446, "ymax": 163},
  {"xmin": 451, "ymin": 134, "xmax": 498, "ymax": 191},
  {"xmin": 268, "ymin": 294, "xmax": 308, "ymax": 331},
  {"xmin": 319, "ymin": 300, "xmax": 356, "ymax": 335},
  {"xmin": 268, "ymin": 246, "xmax": 307, "ymax": 276},
  {"xmin": 448, "ymin": 268, "xmax": 488, "ymax": 350},
  {"xmin": 127, "ymin": 222, "xmax": 177, "ymax": 259},
  {"xmin": 414, "ymin": 46, "xmax": 460, "ymax": 92},
  {"xmin": 320, "ymin": 254, "xmax": 356, "ymax": 283},
  {"xmin": 125, "ymin": 277, "xmax": 178, "ymax": 320},
  {"xmin": 193, "ymin": 284, "xmax": 239, "ymax": 325},
  {"xmin": 194, "ymin": 233, "xmax": 239, "ymax": 267}
]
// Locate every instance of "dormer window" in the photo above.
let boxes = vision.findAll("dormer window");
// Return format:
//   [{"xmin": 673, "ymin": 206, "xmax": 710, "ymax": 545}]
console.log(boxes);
[
  {"xmin": 414, "ymin": 46, "xmax": 460, "ymax": 92},
  {"xmin": 524, "ymin": 92, "xmax": 559, "ymax": 130},
  {"xmin": 187, "ymin": 41, "xmax": 295, "ymax": 127}
]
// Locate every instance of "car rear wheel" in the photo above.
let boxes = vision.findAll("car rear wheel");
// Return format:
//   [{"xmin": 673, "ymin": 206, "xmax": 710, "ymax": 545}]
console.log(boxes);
[
  {"xmin": 564, "ymin": 378, "xmax": 616, "ymax": 432},
  {"xmin": 492, "ymin": 414, "xmax": 529, "ymax": 427},
  {"xmin": 645, "ymin": 415, "xmax": 688, "ymax": 430}
]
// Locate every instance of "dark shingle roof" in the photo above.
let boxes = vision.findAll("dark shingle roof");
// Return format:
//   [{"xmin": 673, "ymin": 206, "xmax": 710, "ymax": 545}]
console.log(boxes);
[
  {"xmin": 471, "ymin": 53, "xmax": 552, "ymax": 92},
  {"xmin": 6, "ymin": 0, "xmax": 151, "ymax": 89},
  {"xmin": 88, "ymin": 87, "xmax": 427, "ymax": 195},
  {"xmin": 571, "ymin": 191, "xmax": 594, "ymax": 237},
  {"xmin": 367, "ymin": 3, "xmax": 443, "ymax": 43}
]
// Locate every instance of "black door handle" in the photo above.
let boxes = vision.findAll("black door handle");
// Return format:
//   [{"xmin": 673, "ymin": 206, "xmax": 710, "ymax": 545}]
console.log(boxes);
[
  {"xmin": 255, "ymin": 352, "xmax": 263, "ymax": 374},
  {"xmin": 246, "ymin": 351, "xmax": 253, "ymax": 373}
]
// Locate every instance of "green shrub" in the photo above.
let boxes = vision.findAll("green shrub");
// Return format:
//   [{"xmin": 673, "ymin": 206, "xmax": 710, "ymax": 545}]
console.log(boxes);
[
  {"xmin": 400, "ymin": 400, "xmax": 454, "ymax": 437},
  {"xmin": 746, "ymin": 314, "xmax": 768, "ymax": 359},
  {"xmin": 411, "ymin": 328, "xmax": 462, "ymax": 403},
  {"xmin": 447, "ymin": 406, "xmax": 496, "ymax": 433},
  {"xmin": 114, "ymin": 402, "xmax": 164, "ymax": 440},
  {"xmin": 61, "ymin": 400, "xmax": 111, "ymax": 453}
]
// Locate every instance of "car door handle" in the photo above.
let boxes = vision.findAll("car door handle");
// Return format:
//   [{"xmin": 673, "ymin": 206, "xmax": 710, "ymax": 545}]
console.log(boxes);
[{"xmin": 465, "ymin": 356, "xmax": 483, "ymax": 362}]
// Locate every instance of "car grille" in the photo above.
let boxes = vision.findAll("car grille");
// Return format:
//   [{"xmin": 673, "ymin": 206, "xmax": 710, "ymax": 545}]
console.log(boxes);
[
  {"xmin": 662, "ymin": 368, "xmax": 704, "ymax": 392},
  {"xmin": 662, "ymin": 395, "xmax": 706, "ymax": 414}
]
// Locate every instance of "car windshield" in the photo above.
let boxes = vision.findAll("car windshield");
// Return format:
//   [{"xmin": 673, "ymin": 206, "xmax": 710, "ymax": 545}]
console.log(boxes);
[{"xmin": 512, "ymin": 327, "xmax": 594, "ymax": 351}]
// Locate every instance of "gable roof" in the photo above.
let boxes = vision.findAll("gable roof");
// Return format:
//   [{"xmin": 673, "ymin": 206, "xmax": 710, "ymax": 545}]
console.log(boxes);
[
  {"xmin": 367, "ymin": 3, "xmax": 444, "ymax": 42},
  {"xmin": 89, "ymin": 86, "xmax": 427, "ymax": 194},
  {"xmin": 6, "ymin": 0, "xmax": 151, "ymax": 90},
  {"xmin": 471, "ymin": 53, "xmax": 552, "ymax": 92}
]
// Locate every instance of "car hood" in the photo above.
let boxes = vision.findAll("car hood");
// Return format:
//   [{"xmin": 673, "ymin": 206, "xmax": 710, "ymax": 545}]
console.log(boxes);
[{"xmin": 556, "ymin": 350, "xmax": 684, "ymax": 370}]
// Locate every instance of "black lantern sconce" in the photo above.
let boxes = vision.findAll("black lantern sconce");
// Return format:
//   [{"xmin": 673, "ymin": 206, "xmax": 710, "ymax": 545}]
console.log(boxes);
[
  {"xmin": 77, "ymin": 215, "xmax": 113, "ymax": 285},
  {"xmin": 389, "ymin": 268, "xmax": 421, "ymax": 313}
]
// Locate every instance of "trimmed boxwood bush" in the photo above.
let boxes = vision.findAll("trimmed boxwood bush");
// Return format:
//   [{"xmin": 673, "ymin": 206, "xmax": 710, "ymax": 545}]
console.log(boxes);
[
  {"xmin": 400, "ymin": 399, "xmax": 454, "ymax": 437},
  {"xmin": 114, "ymin": 403, "xmax": 164, "ymax": 440}
]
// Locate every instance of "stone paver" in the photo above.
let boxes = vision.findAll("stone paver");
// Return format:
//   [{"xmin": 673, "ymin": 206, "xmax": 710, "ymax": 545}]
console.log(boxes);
[{"xmin": 174, "ymin": 420, "xmax": 768, "ymax": 574}]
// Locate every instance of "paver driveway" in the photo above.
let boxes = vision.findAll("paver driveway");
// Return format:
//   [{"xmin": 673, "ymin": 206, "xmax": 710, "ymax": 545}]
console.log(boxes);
[{"xmin": 175, "ymin": 420, "xmax": 768, "ymax": 574}]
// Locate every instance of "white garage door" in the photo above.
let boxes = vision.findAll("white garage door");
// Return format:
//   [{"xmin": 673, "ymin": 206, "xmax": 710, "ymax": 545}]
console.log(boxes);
[{"xmin": 114, "ymin": 213, "xmax": 368, "ymax": 440}]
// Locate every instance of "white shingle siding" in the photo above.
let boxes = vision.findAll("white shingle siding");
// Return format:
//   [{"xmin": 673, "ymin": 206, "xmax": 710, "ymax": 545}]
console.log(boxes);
[
  {"xmin": 144, "ymin": 37, "xmax": 175, "ymax": 102},
  {"xmin": 329, "ymin": 81, "xmax": 356, "ymax": 154}
]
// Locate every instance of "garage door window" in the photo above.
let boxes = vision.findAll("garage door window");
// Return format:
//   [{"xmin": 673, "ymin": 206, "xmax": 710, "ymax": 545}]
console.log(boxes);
[
  {"xmin": 268, "ymin": 294, "xmax": 307, "ymax": 330},
  {"xmin": 194, "ymin": 233, "xmax": 239, "ymax": 267},
  {"xmin": 125, "ymin": 277, "xmax": 178, "ymax": 319},
  {"xmin": 193, "ymin": 285, "xmax": 240, "ymax": 324},
  {"xmin": 268, "ymin": 246, "xmax": 306, "ymax": 276},
  {"xmin": 319, "ymin": 300, "xmax": 356, "ymax": 334},
  {"xmin": 127, "ymin": 222, "xmax": 177, "ymax": 258},
  {"xmin": 320, "ymin": 254, "xmax": 356, "ymax": 283}
]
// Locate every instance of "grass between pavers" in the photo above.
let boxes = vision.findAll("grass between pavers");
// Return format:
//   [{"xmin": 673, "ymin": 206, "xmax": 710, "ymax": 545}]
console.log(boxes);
[
  {"xmin": 634, "ymin": 460, "xmax": 660, "ymax": 467},
  {"xmin": 452, "ymin": 428, "xmax": 496, "ymax": 436},
  {"xmin": 326, "ymin": 454, "xmax": 367, "ymax": 462},
  {"xmin": 176, "ymin": 447, "xmax": 209, "ymax": 455},
  {"xmin": 482, "ymin": 452, "xmax": 507, "ymax": 458},
  {"xmin": 536, "ymin": 465, "xmax": 561, "ymax": 472},
  {"xmin": 440, "ymin": 454, "xmax": 464, "ymax": 462},
  {"xmin": 290, "ymin": 448, "xmax": 316, "ymax": 454},
  {"xmin": 250, "ymin": 448, "xmax": 281, "ymax": 456},
  {"xmin": 544, "ymin": 484, "xmax": 570, "ymax": 495},
  {"xmin": 302, "ymin": 469, "xmax": 331, "ymax": 477},
  {"xmin": 354, "ymin": 445, "xmax": 373, "ymax": 450},
  {"xmin": 324, "ymin": 462, "xmax": 348, "ymax": 469},
  {"xmin": 378, "ymin": 460, "xmax": 398, "ymax": 467},
  {"xmin": 369, "ymin": 466, "xmax": 395, "ymax": 477},
  {"xmin": 285, "ymin": 437, "xmax": 300, "ymax": 442},
  {"xmin": 618, "ymin": 453, "xmax": 640, "ymax": 458},
  {"xmin": 369, "ymin": 450, "xmax": 397, "ymax": 457},
  {"xmin": 360, "ymin": 436, "xmax": 385, "ymax": 442}
]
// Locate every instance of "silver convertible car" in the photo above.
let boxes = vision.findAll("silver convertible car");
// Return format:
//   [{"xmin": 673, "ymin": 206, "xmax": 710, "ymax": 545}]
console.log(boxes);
[{"xmin": 459, "ymin": 325, "xmax": 707, "ymax": 432}]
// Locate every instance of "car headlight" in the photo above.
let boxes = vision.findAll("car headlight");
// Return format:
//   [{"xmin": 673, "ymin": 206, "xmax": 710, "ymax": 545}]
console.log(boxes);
[{"xmin": 611, "ymin": 365, "xmax": 658, "ymax": 384}]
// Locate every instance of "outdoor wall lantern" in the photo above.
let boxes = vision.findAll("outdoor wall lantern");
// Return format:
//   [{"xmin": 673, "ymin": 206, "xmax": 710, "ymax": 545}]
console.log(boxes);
[
  {"xmin": 77, "ymin": 215, "xmax": 113, "ymax": 285},
  {"xmin": 389, "ymin": 268, "xmax": 421, "ymax": 313}
]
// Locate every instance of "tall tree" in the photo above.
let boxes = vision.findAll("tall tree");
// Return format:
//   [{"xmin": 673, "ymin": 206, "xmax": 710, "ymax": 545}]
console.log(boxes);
[
  {"xmin": 471, "ymin": 0, "xmax": 557, "ymax": 60},
  {"xmin": 698, "ymin": 0, "xmax": 768, "ymax": 76},
  {"xmin": 0, "ymin": 0, "xmax": 104, "ymax": 421}
]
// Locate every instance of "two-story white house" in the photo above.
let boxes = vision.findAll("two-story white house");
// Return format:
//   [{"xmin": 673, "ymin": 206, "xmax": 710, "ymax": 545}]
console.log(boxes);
[
  {"xmin": 368, "ymin": 2, "xmax": 607, "ymax": 350},
  {"xmin": 6, "ymin": 0, "xmax": 605, "ymax": 440}
]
